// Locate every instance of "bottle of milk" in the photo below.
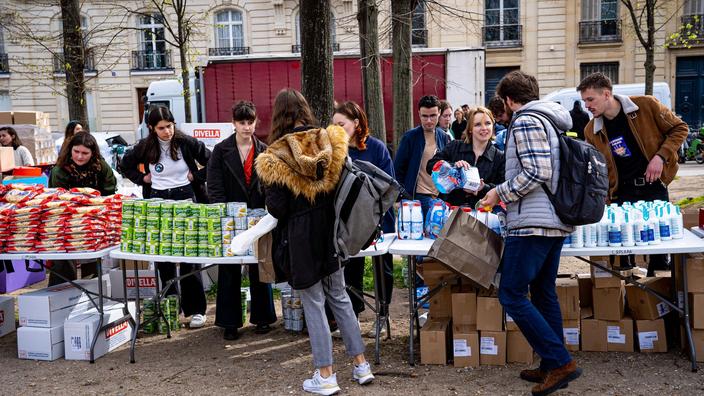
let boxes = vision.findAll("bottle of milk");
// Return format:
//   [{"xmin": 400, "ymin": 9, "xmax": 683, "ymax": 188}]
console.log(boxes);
[{"xmin": 410, "ymin": 201, "xmax": 424, "ymax": 240}]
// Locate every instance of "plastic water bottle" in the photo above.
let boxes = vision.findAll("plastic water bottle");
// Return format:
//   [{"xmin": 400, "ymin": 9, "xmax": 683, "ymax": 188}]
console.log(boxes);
[
  {"xmin": 571, "ymin": 225, "xmax": 584, "ymax": 248},
  {"xmin": 620, "ymin": 210, "xmax": 635, "ymax": 247},
  {"xmin": 425, "ymin": 201, "xmax": 447, "ymax": 239},
  {"xmin": 671, "ymin": 204, "xmax": 684, "ymax": 239},
  {"xmin": 584, "ymin": 223, "xmax": 597, "ymax": 248},
  {"xmin": 410, "ymin": 201, "xmax": 424, "ymax": 240},
  {"xmin": 597, "ymin": 209, "xmax": 610, "ymax": 247},
  {"xmin": 398, "ymin": 200, "xmax": 412, "ymax": 240},
  {"xmin": 634, "ymin": 210, "xmax": 648, "ymax": 246},
  {"xmin": 659, "ymin": 206, "xmax": 672, "ymax": 241},
  {"xmin": 608, "ymin": 212, "xmax": 622, "ymax": 247},
  {"xmin": 648, "ymin": 209, "xmax": 661, "ymax": 245}
]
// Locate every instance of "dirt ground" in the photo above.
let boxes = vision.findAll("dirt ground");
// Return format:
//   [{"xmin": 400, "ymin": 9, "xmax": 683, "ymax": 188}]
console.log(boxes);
[{"xmin": 1, "ymin": 174, "xmax": 703, "ymax": 395}]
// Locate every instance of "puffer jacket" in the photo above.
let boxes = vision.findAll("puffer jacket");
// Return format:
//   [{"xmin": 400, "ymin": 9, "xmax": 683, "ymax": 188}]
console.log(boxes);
[
  {"xmin": 584, "ymin": 95, "xmax": 688, "ymax": 200},
  {"xmin": 255, "ymin": 125, "xmax": 349, "ymax": 290}
]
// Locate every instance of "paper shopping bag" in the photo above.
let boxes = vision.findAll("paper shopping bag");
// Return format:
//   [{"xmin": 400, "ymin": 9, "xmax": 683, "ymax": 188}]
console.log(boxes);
[
  {"xmin": 255, "ymin": 232, "xmax": 275, "ymax": 283},
  {"xmin": 427, "ymin": 209, "xmax": 504, "ymax": 289}
]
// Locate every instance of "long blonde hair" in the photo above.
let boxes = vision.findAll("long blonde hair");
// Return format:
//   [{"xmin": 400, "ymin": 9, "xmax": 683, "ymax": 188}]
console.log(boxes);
[{"xmin": 464, "ymin": 106, "xmax": 495, "ymax": 144}]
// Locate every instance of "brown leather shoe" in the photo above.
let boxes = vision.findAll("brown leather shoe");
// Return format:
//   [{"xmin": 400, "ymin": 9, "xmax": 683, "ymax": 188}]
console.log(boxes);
[
  {"xmin": 520, "ymin": 367, "xmax": 547, "ymax": 383},
  {"xmin": 531, "ymin": 360, "xmax": 582, "ymax": 396}
]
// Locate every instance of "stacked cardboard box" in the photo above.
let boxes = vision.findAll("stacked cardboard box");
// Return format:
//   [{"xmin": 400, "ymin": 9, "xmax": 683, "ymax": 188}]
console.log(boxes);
[
  {"xmin": 477, "ymin": 295, "xmax": 506, "ymax": 366},
  {"xmin": 0, "ymin": 295, "xmax": 16, "ymax": 337},
  {"xmin": 452, "ymin": 290, "xmax": 478, "ymax": 368},
  {"xmin": 0, "ymin": 111, "xmax": 56, "ymax": 165},
  {"xmin": 680, "ymin": 253, "xmax": 704, "ymax": 361},
  {"xmin": 557, "ymin": 277, "xmax": 581, "ymax": 351},
  {"xmin": 64, "ymin": 301, "xmax": 135, "ymax": 361},
  {"xmin": 419, "ymin": 260, "xmax": 456, "ymax": 365}
]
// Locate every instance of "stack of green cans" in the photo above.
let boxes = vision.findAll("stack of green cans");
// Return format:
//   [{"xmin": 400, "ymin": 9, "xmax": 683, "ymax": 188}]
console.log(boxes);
[
  {"xmin": 120, "ymin": 200, "xmax": 135, "ymax": 252},
  {"xmin": 142, "ymin": 295, "xmax": 180, "ymax": 334}
]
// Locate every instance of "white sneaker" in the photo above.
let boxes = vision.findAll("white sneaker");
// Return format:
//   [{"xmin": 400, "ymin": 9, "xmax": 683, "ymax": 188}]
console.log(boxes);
[
  {"xmin": 353, "ymin": 361, "xmax": 375, "ymax": 385},
  {"xmin": 302, "ymin": 370, "xmax": 340, "ymax": 395},
  {"xmin": 189, "ymin": 314, "xmax": 206, "ymax": 328}
]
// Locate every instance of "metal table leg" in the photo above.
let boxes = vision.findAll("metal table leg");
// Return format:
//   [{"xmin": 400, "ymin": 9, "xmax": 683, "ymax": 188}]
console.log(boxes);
[
  {"xmin": 124, "ymin": 262, "xmax": 137, "ymax": 363},
  {"xmin": 407, "ymin": 255, "xmax": 417, "ymax": 366},
  {"xmin": 89, "ymin": 258, "xmax": 104, "ymax": 363}
]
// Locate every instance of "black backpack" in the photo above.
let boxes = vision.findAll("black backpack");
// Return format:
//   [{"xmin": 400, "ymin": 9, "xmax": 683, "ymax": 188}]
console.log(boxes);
[{"xmin": 512, "ymin": 110, "xmax": 608, "ymax": 225}]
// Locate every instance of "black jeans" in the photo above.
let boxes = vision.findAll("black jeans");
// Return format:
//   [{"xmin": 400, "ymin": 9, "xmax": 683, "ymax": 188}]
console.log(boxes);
[
  {"xmin": 215, "ymin": 264, "xmax": 277, "ymax": 330},
  {"xmin": 613, "ymin": 180, "xmax": 669, "ymax": 276},
  {"xmin": 151, "ymin": 184, "xmax": 206, "ymax": 316}
]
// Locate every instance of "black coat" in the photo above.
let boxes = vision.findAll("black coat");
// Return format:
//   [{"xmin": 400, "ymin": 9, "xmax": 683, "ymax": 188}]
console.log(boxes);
[
  {"xmin": 426, "ymin": 140, "xmax": 505, "ymax": 207},
  {"xmin": 207, "ymin": 134, "xmax": 266, "ymax": 208},
  {"xmin": 122, "ymin": 134, "xmax": 211, "ymax": 203}
]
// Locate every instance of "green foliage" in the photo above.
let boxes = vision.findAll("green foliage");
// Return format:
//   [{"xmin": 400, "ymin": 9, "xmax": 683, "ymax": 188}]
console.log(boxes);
[
  {"xmin": 665, "ymin": 15, "xmax": 702, "ymax": 49},
  {"xmin": 676, "ymin": 195, "xmax": 704, "ymax": 208}
]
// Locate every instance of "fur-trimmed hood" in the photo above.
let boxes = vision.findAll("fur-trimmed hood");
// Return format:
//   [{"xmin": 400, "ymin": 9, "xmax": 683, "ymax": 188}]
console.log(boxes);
[{"xmin": 256, "ymin": 126, "xmax": 349, "ymax": 202}]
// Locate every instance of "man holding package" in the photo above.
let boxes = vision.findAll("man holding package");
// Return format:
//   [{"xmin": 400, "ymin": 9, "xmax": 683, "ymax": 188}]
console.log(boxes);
[
  {"xmin": 578, "ymin": 72, "xmax": 688, "ymax": 275},
  {"xmin": 480, "ymin": 71, "xmax": 581, "ymax": 396}
]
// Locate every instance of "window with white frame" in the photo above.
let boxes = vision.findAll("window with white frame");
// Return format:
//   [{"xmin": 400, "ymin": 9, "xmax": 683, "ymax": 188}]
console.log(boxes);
[
  {"xmin": 580, "ymin": 0, "xmax": 620, "ymax": 42},
  {"xmin": 580, "ymin": 62, "xmax": 619, "ymax": 84},
  {"xmin": 411, "ymin": 1, "xmax": 427, "ymax": 47},
  {"xmin": 135, "ymin": 14, "xmax": 169, "ymax": 70},
  {"xmin": 484, "ymin": 0, "xmax": 521, "ymax": 46},
  {"xmin": 684, "ymin": 0, "xmax": 704, "ymax": 15},
  {"xmin": 294, "ymin": 12, "xmax": 337, "ymax": 52},
  {"xmin": 214, "ymin": 9, "xmax": 245, "ymax": 55}
]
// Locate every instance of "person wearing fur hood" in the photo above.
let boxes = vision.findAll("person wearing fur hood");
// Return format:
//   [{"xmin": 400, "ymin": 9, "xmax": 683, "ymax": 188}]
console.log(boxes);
[{"xmin": 255, "ymin": 89, "xmax": 374, "ymax": 395}]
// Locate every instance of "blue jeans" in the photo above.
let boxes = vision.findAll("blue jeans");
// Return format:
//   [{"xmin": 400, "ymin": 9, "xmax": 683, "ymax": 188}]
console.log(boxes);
[
  {"xmin": 498, "ymin": 236, "xmax": 572, "ymax": 371},
  {"xmin": 415, "ymin": 193, "xmax": 435, "ymax": 219}
]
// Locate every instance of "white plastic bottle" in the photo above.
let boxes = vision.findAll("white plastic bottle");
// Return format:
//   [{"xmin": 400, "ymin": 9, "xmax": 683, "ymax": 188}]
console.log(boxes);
[
  {"xmin": 597, "ymin": 209, "xmax": 610, "ymax": 247},
  {"xmin": 410, "ymin": 201, "xmax": 424, "ymax": 240},
  {"xmin": 671, "ymin": 204, "xmax": 684, "ymax": 239},
  {"xmin": 659, "ymin": 206, "xmax": 672, "ymax": 242},
  {"xmin": 633, "ymin": 210, "xmax": 648, "ymax": 246},
  {"xmin": 648, "ymin": 209, "xmax": 661, "ymax": 245},
  {"xmin": 398, "ymin": 201, "xmax": 412, "ymax": 240},
  {"xmin": 608, "ymin": 212, "xmax": 622, "ymax": 247},
  {"xmin": 584, "ymin": 223, "xmax": 597, "ymax": 248},
  {"xmin": 571, "ymin": 225, "xmax": 584, "ymax": 248},
  {"xmin": 620, "ymin": 210, "xmax": 635, "ymax": 247}
]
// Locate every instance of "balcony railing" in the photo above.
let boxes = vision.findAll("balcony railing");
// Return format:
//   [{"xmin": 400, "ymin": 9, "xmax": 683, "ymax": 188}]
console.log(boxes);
[
  {"xmin": 579, "ymin": 20, "xmax": 622, "ymax": 44},
  {"xmin": 53, "ymin": 50, "xmax": 96, "ymax": 74},
  {"xmin": 208, "ymin": 47, "xmax": 250, "ymax": 56},
  {"xmin": 412, "ymin": 29, "xmax": 428, "ymax": 47},
  {"xmin": 131, "ymin": 50, "xmax": 172, "ymax": 71},
  {"xmin": 292, "ymin": 43, "xmax": 340, "ymax": 53},
  {"xmin": 482, "ymin": 25, "xmax": 522, "ymax": 48},
  {"xmin": 0, "ymin": 53, "xmax": 8, "ymax": 74}
]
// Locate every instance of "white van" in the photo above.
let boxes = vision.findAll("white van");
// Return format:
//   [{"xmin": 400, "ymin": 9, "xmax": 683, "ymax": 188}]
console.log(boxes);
[{"xmin": 543, "ymin": 82, "xmax": 672, "ymax": 113}]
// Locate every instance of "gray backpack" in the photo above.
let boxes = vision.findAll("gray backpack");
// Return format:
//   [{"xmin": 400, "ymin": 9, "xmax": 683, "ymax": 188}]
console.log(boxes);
[{"xmin": 333, "ymin": 157, "xmax": 400, "ymax": 261}]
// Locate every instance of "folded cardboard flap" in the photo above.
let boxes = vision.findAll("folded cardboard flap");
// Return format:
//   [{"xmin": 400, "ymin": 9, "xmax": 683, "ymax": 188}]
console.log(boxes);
[{"xmin": 625, "ymin": 277, "xmax": 672, "ymax": 320}]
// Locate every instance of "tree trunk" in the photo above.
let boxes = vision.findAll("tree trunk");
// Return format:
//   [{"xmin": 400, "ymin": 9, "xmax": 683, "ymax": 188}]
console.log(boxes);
[
  {"xmin": 300, "ymin": 0, "xmax": 334, "ymax": 127},
  {"xmin": 60, "ymin": 0, "xmax": 88, "ymax": 129},
  {"xmin": 643, "ymin": 0, "xmax": 656, "ymax": 96},
  {"xmin": 357, "ymin": 0, "xmax": 386, "ymax": 143},
  {"xmin": 391, "ymin": 0, "xmax": 414, "ymax": 150},
  {"xmin": 175, "ymin": 0, "xmax": 192, "ymax": 123}
]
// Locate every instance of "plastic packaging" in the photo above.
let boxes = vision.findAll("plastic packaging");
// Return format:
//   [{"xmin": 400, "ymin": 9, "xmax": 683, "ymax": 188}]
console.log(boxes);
[
  {"xmin": 620, "ymin": 210, "xmax": 635, "ymax": 247},
  {"xmin": 571, "ymin": 225, "xmax": 584, "ymax": 248},
  {"xmin": 597, "ymin": 209, "xmax": 609, "ymax": 247},
  {"xmin": 671, "ymin": 204, "xmax": 684, "ymax": 239},
  {"xmin": 397, "ymin": 200, "xmax": 413, "ymax": 240},
  {"xmin": 647, "ymin": 209, "xmax": 661, "ymax": 245},
  {"xmin": 584, "ymin": 223, "xmax": 597, "ymax": 248},
  {"xmin": 425, "ymin": 199, "xmax": 448, "ymax": 239},
  {"xmin": 410, "ymin": 201, "xmax": 423, "ymax": 240},
  {"xmin": 634, "ymin": 210, "xmax": 648, "ymax": 246},
  {"xmin": 608, "ymin": 211, "xmax": 622, "ymax": 247},
  {"xmin": 659, "ymin": 206, "xmax": 672, "ymax": 241}
]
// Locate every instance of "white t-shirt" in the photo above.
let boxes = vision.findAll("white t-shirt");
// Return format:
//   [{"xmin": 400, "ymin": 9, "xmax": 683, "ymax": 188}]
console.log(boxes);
[
  {"xmin": 14, "ymin": 146, "xmax": 35, "ymax": 166},
  {"xmin": 149, "ymin": 139, "xmax": 190, "ymax": 190}
]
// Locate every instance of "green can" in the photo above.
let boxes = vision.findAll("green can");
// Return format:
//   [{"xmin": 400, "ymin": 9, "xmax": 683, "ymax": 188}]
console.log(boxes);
[
  {"xmin": 134, "ymin": 215, "xmax": 147, "ymax": 229},
  {"xmin": 197, "ymin": 217, "xmax": 209, "ymax": 230},
  {"xmin": 120, "ymin": 240, "xmax": 131, "ymax": 252},
  {"xmin": 204, "ymin": 218, "xmax": 221, "ymax": 231},
  {"xmin": 159, "ymin": 230, "xmax": 173, "ymax": 244},
  {"xmin": 184, "ymin": 243, "xmax": 199, "ymax": 257},
  {"xmin": 146, "ymin": 200, "xmax": 162, "ymax": 217},
  {"xmin": 133, "ymin": 200, "xmax": 148, "ymax": 216},
  {"xmin": 131, "ymin": 240, "xmax": 146, "ymax": 254},
  {"xmin": 133, "ymin": 228, "xmax": 147, "ymax": 242},
  {"xmin": 172, "ymin": 231, "xmax": 185, "ymax": 244},
  {"xmin": 208, "ymin": 244, "xmax": 222, "ymax": 257},
  {"xmin": 185, "ymin": 217, "xmax": 198, "ymax": 231},
  {"xmin": 158, "ymin": 243, "xmax": 172, "ymax": 256},
  {"xmin": 121, "ymin": 200, "xmax": 134, "ymax": 218},
  {"xmin": 171, "ymin": 243, "xmax": 185, "ymax": 256},
  {"xmin": 145, "ymin": 229, "xmax": 160, "ymax": 243},
  {"xmin": 205, "ymin": 203, "xmax": 225, "ymax": 218},
  {"xmin": 159, "ymin": 201, "xmax": 175, "ymax": 218},
  {"xmin": 146, "ymin": 242, "xmax": 159, "ymax": 255},
  {"xmin": 188, "ymin": 203, "xmax": 206, "ymax": 218},
  {"xmin": 202, "ymin": 231, "xmax": 223, "ymax": 245},
  {"xmin": 159, "ymin": 216, "xmax": 174, "ymax": 230},
  {"xmin": 173, "ymin": 201, "xmax": 190, "ymax": 217},
  {"xmin": 197, "ymin": 244, "xmax": 209, "ymax": 257},
  {"xmin": 121, "ymin": 216, "xmax": 134, "ymax": 228},
  {"xmin": 184, "ymin": 230, "xmax": 199, "ymax": 244},
  {"xmin": 121, "ymin": 227, "xmax": 134, "ymax": 241},
  {"xmin": 173, "ymin": 217, "xmax": 186, "ymax": 231},
  {"xmin": 146, "ymin": 216, "xmax": 160, "ymax": 229}
]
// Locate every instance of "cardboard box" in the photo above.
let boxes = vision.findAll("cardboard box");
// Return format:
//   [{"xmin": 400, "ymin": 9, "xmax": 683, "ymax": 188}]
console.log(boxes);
[
  {"xmin": 451, "ymin": 292, "xmax": 477, "ymax": 325},
  {"xmin": 18, "ymin": 279, "xmax": 103, "ymax": 327},
  {"xmin": 577, "ymin": 273, "xmax": 593, "ymax": 308},
  {"xmin": 589, "ymin": 258, "xmax": 624, "ymax": 289},
  {"xmin": 556, "ymin": 278, "xmax": 580, "ymax": 320},
  {"xmin": 505, "ymin": 312, "xmax": 518, "ymax": 331},
  {"xmin": 635, "ymin": 319, "xmax": 667, "ymax": 353},
  {"xmin": 477, "ymin": 297, "xmax": 503, "ymax": 331},
  {"xmin": 562, "ymin": 319, "xmax": 580, "ymax": 351},
  {"xmin": 17, "ymin": 325, "xmax": 64, "ymax": 361},
  {"xmin": 0, "ymin": 111, "xmax": 12, "ymax": 124},
  {"xmin": 0, "ymin": 259, "xmax": 47, "ymax": 293},
  {"xmin": 429, "ymin": 285, "xmax": 452, "ymax": 319},
  {"xmin": 675, "ymin": 253, "xmax": 704, "ymax": 294},
  {"xmin": 507, "ymin": 330, "xmax": 533, "ymax": 364},
  {"xmin": 420, "ymin": 318, "xmax": 450, "ymax": 365},
  {"xmin": 12, "ymin": 111, "xmax": 43, "ymax": 125},
  {"xmin": 120, "ymin": 260, "xmax": 150, "ymax": 271},
  {"xmin": 452, "ymin": 324, "xmax": 479, "ymax": 368},
  {"xmin": 479, "ymin": 330, "xmax": 506, "ymax": 366},
  {"xmin": 606, "ymin": 317, "xmax": 634, "ymax": 352},
  {"xmin": 109, "ymin": 269, "xmax": 159, "ymax": 299},
  {"xmin": 682, "ymin": 208, "xmax": 699, "ymax": 229},
  {"xmin": 581, "ymin": 318, "xmax": 607, "ymax": 352},
  {"xmin": 581, "ymin": 306, "xmax": 593, "ymax": 319},
  {"xmin": 693, "ymin": 330, "xmax": 704, "ymax": 362},
  {"xmin": 0, "ymin": 146, "xmax": 14, "ymax": 172},
  {"xmin": 64, "ymin": 302, "xmax": 135, "ymax": 361},
  {"xmin": 625, "ymin": 277, "xmax": 672, "ymax": 320},
  {"xmin": 0, "ymin": 296, "xmax": 16, "ymax": 337},
  {"xmin": 593, "ymin": 285, "xmax": 625, "ymax": 321},
  {"xmin": 418, "ymin": 259, "xmax": 458, "ymax": 286},
  {"xmin": 690, "ymin": 293, "xmax": 704, "ymax": 329}
]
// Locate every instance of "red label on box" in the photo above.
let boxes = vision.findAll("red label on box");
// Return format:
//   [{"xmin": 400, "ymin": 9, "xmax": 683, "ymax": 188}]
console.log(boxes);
[
  {"xmin": 105, "ymin": 321, "xmax": 128, "ymax": 339},
  {"xmin": 125, "ymin": 277, "xmax": 156, "ymax": 288},
  {"xmin": 193, "ymin": 129, "xmax": 220, "ymax": 139}
]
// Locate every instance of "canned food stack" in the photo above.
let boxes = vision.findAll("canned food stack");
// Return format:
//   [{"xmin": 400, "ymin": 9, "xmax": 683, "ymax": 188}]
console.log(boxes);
[
  {"xmin": 223, "ymin": 202, "xmax": 247, "ymax": 257},
  {"xmin": 281, "ymin": 289, "xmax": 305, "ymax": 332},
  {"xmin": 0, "ymin": 184, "xmax": 123, "ymax": 253},
  {"xmin": 142, "ymin": 295, "xmax": 180, "ymax": 334}
]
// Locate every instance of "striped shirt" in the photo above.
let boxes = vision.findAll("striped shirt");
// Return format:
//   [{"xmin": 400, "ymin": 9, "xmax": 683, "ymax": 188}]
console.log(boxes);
[{"xmin": 496, "ymin": 115, "xmax": 569, "ymax": 237}]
